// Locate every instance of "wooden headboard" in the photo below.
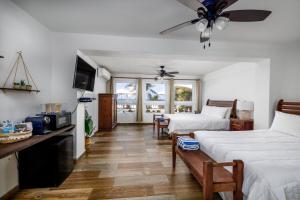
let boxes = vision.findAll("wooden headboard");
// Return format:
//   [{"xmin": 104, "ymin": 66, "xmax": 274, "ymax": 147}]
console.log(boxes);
[
  {"xmin": 206, "ymin": 99, "xmax": 237, "ymax": 118},
  {"xmin": 277, "ymin": 99, "xmax": 300, "ymax": 115}
]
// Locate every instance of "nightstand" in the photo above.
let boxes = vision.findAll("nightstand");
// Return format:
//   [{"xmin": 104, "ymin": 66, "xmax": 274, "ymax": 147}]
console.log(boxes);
[
  {"xmin": 154, "ymin": 118, "xmax": 170, "ymax": 139},
  {"xmin": 230, "ymin": 119, "xmax": 254, "ymax": 131}
]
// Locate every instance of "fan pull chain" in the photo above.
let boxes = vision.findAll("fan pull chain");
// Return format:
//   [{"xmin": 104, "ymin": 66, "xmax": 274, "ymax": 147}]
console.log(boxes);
[{"xmin": 208, "ymin": 27, "xmax": 212, "ymax": 48}]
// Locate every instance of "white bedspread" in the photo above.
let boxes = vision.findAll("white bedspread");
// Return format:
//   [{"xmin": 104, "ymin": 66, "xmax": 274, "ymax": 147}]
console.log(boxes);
[
  {"xmin": 165, "ymin": 114, "xmax": 230, "ymax": 133},
  {"xmin": 194, "ymin": 130, "xmax": 300, "ymax": 200}
]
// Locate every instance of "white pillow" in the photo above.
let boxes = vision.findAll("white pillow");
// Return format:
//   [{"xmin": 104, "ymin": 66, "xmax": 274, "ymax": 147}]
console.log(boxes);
[
  {"xmin": 271, "ymin": 111, "xmax": 300, "ymax": 136},
  {"xmin": 201, "ymin": 105, "xmax": 228, "ymax": 119}
]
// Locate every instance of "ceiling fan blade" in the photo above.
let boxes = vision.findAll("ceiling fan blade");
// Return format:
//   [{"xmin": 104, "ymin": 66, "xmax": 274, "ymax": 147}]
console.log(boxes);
[
  {"xmin": 222, "ymin": 10, "xmax": 272, "ymax": 22},
  {"xmin": 160, "ymin": 19, "xmax": 200, "ymax": 35},
  {"xmin": 165, "ymin": 73, "xmax": 175, "ymax": 78},
  {"xmin": 177, "ymin": 0, "xmax": 207, "ymax": 12},
  {"xmin": 167, "ymin": 72, "xmax": 179, "ymax": 75},
  {"xmin": 213, "ymin": 0, "xmax": 238, "ymax": 12}
]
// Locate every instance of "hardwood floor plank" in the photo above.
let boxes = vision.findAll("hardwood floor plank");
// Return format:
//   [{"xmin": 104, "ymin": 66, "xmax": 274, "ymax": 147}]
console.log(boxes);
[
  {"xmin": 13, "ymin": 188, "xmax": 92, "ymax": 200},
  {"xmin": 12, "ymin": 125, "xmax": 221, "ymax": 200}
]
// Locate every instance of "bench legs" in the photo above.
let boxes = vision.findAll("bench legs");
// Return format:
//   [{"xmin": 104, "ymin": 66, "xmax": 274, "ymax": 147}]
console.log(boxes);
[
  {"xmin": 203, "ymin": 160, "xmax": 244, "ymax": 200},
  {"xmin": 203, "ymin": 161, "xmax": 214, "ymax": 200},
  {"xmin": 233, "ymin": 160, "xmax": 244, "ymax": 200},
  {"xmin": 157, "ymin": 126, "xmax": 160, "ymax": 139},
  {"xmin": 172, "ymin": 134, "xmax": 243, "ymax": 200},
  {"xmin": 153, "ymin": 123, "xmax": 155, "ymax": 134},
  {"xmin": 172, "ymin": 133, "xmax": 194, "ymax": 169},
  {"xmin": 172, "ymin": 134, "xmax": 176, "ymax": 169}
]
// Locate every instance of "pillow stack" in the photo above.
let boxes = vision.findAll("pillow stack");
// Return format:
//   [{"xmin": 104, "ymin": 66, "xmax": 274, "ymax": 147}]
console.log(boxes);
[
  {"xmin": 177, "ymin": 136, "xmax": 200, "ymax": 151},
  {"xmin": 271, "ymin": 111, "xmax": 300, "ymax": 137},
  {"xmin": 201, "ymin": 105, "xmax": 231, "ymax": 119}
]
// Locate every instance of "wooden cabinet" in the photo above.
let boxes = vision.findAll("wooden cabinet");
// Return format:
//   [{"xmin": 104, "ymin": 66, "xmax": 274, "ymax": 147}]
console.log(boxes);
[
  {"xmin": 230, "ymin": 119, "xmax": 254, "ymax": 131},
  {"xmin": 98, "ymin": 94, "xmax": 117, "ymax": 131}
]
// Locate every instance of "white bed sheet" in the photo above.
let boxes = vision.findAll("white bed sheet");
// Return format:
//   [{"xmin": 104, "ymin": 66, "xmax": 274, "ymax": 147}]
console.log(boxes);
[
  {"xmin": 194, "ymin": 130, "xmax": 300, "ymax": 200},
  {"xmin": 165, "ymin": 114, "xmax": 230, "ymax": 133}
]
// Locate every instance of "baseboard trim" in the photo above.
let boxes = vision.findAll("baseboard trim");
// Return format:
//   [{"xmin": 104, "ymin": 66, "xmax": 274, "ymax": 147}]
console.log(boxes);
[
  {"xmin": 0, "ymin": 185, "xmax": 19, "ymax": 200},
  {"xmin": 119, "ymin": 123, "xmax": 152, "ymax": 125},
  {"xmin": 74, "ymin": 150, "xmax": 86, "ymax": 164}
]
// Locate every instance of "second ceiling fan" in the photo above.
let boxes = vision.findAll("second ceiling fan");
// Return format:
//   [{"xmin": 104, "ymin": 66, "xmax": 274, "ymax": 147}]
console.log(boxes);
[
  {"xmin": 160, "ymin": 0, "xmax": 272, "ymax": 48},
  {"xmin": 155, "ymin": 66, "xmax": 179, "ymax": 80}
]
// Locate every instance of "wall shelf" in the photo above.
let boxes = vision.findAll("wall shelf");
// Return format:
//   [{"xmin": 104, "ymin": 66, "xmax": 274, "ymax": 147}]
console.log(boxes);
[
  {"xmin": 0, "ymin": 87, "xmax": 40, "ymax": 93},
  {"xmin": 1, "ymin": 51, "xmax": 40, "ymax": 93}
]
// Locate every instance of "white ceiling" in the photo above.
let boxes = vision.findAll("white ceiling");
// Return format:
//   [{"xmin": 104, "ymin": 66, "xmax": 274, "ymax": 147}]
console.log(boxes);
[
  {"xmin": 89, "ymin": 53, "xmax": 237, "ymax": 77},
  {"xmin": 12, "ymin": 0, "xmax": 300, "ymax": 43}
]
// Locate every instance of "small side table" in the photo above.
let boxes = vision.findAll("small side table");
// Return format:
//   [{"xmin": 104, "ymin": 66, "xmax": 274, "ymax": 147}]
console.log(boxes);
[
  {"xmin": 154, "ymin": 118, "xmax": 170, "ymax": 139},
  {"xmin": 230, "ymin": 119, "xmax": 254, "ymax": 131},
  {"xmin": 153, "ymin": 114, "xmax": 164, "ymax": 132}
]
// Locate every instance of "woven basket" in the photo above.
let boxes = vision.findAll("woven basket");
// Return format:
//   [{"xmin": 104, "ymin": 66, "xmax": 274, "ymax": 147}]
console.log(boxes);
[{"xmin": 0, "ymin": 131, "xmax": 32, "ymax": 144}]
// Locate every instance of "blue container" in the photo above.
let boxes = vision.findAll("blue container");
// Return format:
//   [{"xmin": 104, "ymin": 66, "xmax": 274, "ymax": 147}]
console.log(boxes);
[
  {"xmin": 25, "ymin": 116, "xmax": 45, "ymax": 135},
  {"xmin": 1, "ymin": 127, "xmax": 11, "ymax": 134}
]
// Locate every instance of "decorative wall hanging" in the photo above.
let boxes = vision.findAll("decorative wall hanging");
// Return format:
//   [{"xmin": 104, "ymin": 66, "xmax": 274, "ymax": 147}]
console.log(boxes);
[{"xmin": 0, "ymin": 51, "xmax": 40, "ymax": 93}]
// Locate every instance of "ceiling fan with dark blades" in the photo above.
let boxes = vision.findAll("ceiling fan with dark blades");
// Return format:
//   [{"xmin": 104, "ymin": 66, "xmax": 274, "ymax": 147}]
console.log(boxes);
[
  {"xmin": 160, "ymin": 0, "xmax": 272, "ymax": 49},
  {"xmin": 154, "ymin": 66, "xmax": 179, "ymax": 80}
]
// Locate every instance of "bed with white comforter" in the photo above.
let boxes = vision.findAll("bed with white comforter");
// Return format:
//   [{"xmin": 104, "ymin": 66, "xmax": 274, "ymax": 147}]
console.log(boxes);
[
  {"xmin": 194, "ymin": 129, "xmax": 300, "ymax": 200},
  {"xmin": 165, "ymin": 113, "xmax": 230, "ymax": 133}
]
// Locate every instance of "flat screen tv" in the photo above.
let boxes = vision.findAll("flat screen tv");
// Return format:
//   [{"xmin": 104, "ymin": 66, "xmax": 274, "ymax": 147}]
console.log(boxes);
[{"xmin": 73, "ymin": 56, "xmax": 96, "ymax": 92}]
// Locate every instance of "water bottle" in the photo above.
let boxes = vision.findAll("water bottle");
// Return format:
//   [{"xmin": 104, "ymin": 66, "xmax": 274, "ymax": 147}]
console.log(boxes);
[{"xmin": 2, "ymin": 121, "xmax": 10, "ymax": 134}]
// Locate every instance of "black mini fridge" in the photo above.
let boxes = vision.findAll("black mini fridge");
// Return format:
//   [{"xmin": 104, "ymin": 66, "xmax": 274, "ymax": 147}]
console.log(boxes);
[{"xmin": 19, "ymin": 135, "xmax": 74, "ymax": 188}]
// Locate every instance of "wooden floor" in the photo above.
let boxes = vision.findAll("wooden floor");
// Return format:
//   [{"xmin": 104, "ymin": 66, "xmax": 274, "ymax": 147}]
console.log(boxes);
[{"xmin": 12, "ymin": 125, "xmax": 221, "ymax": 200}]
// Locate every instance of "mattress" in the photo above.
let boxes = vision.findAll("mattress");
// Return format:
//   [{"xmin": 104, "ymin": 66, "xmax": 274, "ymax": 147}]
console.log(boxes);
[
  {"xmin": 165, "ymin": 114, "xmax": 230, "ymax": 134},
  {"xmin": 193, "ymin": 130, "xmax": 300, "ymax": 200}
]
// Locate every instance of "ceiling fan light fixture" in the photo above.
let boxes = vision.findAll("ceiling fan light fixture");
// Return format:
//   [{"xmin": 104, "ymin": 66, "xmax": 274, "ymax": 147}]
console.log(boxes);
[
  {"xmin": 202, "ymin": 27, "xmax": 211, "ymax": 38},
  {"xmin": 195, "ymin": 18, "xmax": 208, "ymax": 32},
  {"xmin": 158, "ymin": 76, "xmax": 164, "ymax": 81},
  {"xmin": 215, "ymin": 16, "xmax": 230, "ymax": 30}
]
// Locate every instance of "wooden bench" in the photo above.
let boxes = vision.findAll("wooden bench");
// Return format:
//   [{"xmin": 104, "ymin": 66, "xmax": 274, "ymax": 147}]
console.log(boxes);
[{"xmin": 172, "ymin": 133, "xmax": 244, "ymax": 200}]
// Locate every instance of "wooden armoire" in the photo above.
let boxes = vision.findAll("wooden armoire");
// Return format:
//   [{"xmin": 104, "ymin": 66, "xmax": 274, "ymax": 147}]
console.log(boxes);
[{"xmin": 98, "ymin": 94, "xmax": 117, "ymax": 131}]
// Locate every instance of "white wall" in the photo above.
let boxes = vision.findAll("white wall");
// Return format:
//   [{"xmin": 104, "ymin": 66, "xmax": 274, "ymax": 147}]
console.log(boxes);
[
  {"xmin": 0, "ymin": 0, "xmax": 51, "ymax": 197},
  {"xmin": 50, "ymin": 33, "xmax": 272, "ymax": 128},
  {"xmin": 85, "ymin": 77, "xmax": 107, "ymax": 133},
  {"xmin": 203, "ymin": 62, "xmax": 256, "ymax": 103},
  {"xmin": 50, "ymin": 32, "xmax": 300, "ymax": 128},
  {"xmin": 1, "ymin": 0, "xmax": 299, "ymax": 197},
  {"xmin": 75, "ymin": 103, "xmax": 85, "ymax": 159},
  {"xmin": 276, "ymin": 43, "xmax": 300, "ymax": 101},
  {"xmin": 74, "ymin": 51, "xmax": 107, "ymax": 159},
  {"xmin": 269, "ymin": 42, "xmax": 300, "ymax": 121},
  {"xmin": 202, "ymin": 62, "xmax": 270, "ymax": 129},
  {"xmin": 253, "ymin": 60, "xmax": 271, "ymax": 129}
]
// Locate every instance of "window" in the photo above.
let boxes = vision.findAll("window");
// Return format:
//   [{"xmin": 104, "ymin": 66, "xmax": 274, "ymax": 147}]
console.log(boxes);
[
  {"xmin": 174, "ymin": 81, "xmax": 196, "ymax": 113},
  {"xmin": 114, "ymin": 79, "xmax": 137, "ymax": 123},
  {"xmin": 115, "ymin": 81, "xmax": 137, "ymax": 112},
  {"xmin": 143, "ymin": 81, "xmax": 169, "ymax": 122}
]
